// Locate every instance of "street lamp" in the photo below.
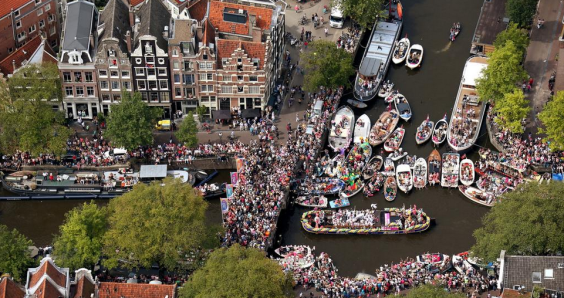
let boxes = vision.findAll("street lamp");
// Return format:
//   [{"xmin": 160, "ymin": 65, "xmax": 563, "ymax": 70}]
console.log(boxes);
[{"xmin": 218, "ymin": 132, "xmax": 223, "ymax": 143}]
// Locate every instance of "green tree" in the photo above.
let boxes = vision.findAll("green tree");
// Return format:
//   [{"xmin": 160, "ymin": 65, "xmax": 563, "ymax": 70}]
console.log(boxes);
[
  {"xmin": 332, "ymin": 0, "xmax": 384, "ymax": 29},
  {"xmin": 472, "ymin": 182, "xmax": 564, "ymax": 263},
  {"xmin": 53, "ymin": 201, "xmax": 108, "ymax": 271},
  {"xmin": 538, "ymin": 90, "xmax": 564, "ymax": 150},
  {"xmin": 301, "ymin": 40, "xmax": 356, "ymax": 92},
  {"xmin": 405, "ymin": 285, "xmax": 465, "ymax": 298},
  {"xmin": 0, "ymin": 225, "xmax": 34, "ymax": 282},
  {"xmin": 195, "ymin": 106, "xmax": 207, "ymax": 122},
  {"xmin": 493, "ymin": 23, "xmax": 530, "ymax": 56},
  {"xmin": 105, "ymin": 91, "xmax": 161, "ymax": 150},
  {"xmin": 180, "ymin": 245, "xmax": 293, "ymax": 298},
  {"xmin": 493, "ymin": 89, "xmax": 530, "ymax": 133},
  {"xmin": 506, "ymin": 0, "xmax": 538, "ymax": 28},
  {"xmin": 476, "ymin": 40, "xmax": 527, "ymax": 104},
  {"xmin": 103, "ymin": 178, "xmax": 210, "ymax": 273},
  {"xmin": 176, "ymin": 112, "xmax": 199, "ymax": 148},
  {"xmin": 0, "ymin": 63, "xmax": 71, "ymax": 156}
]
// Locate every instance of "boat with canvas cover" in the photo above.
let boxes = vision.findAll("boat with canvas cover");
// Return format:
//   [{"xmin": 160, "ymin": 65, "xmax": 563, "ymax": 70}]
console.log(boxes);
[
  {"xmin": 378, "ymin": 80, "xmax": 394, "ymax": 98},
  {"xmin": 347, "ymin": 99, "xmax": 368, "ymax": 109},
  {"xmin": 458, "ymin": 185, "xmax": 496, "ymax": 207},
  {"xmin": 392, "ymin": 37, "xmax": 410, "ymax": 64},
  {"xmin": 396, "ymin": 164, "xmax": 413, "ymax": 193},
  {"xmin": 447, "ymin": 56, "xmax": 489, "ymax": 152},
  {"xmin": 369, "ymin": 109, "xmax": 399, "ymax": 146},
  {"xmin": 330, "ymin": 197, "xmax": 350, "ymax": 208},
  {"xmin": 427, "ymin": 149, "xmax": 441, "ymax": 186},
  {"xmin": 353, "ymin": 114, "xmax": 371, "ymax": 144},
  {"xmin": 406, "ymin": 44, "xmax": 423, "ymax": 69},
  {"xmin": 362, "ymin": 155, "xmax": 384, "ymax": 180},
  {"xmin": 459, "ymin": 158, "xmax": 475, "ymax": 186},
  {"xmin": 441, "ymin": 153, "xmax": 460, "ymax": 188},
  {"xmin": 328, "ymin": 106, "xmax": 355, "ymax": 152},
  {"xmin": 354, "ymin": 20, "xmax": 402, "ymax": 102},
  {"xmin": 384, "ymin": 176, "xmax": 397, "ymax": 201},
  {"xmin": 383, "ymin": 126, "xmax": 405, "ymax": 152},
  {"xmin": 301, "ymin": 206, "xmax": 431, "ymax": 235},
  {"xmin": 413, "ymin": 158, "xmax": 427, "ymax": 189},
  {"xmin": 364, "ymin": 172, "xmax": 384, "ymax": 197},
  {"xmin": 382, "ymin": 158, "xmax": 395, "ymax": 176},
  {"xmin": 296, "ymin": 195, "xmax": 328, "ymax": 208},
  {"xmin": 415, "ymin": 115, "xmax": 434, "ymax": 145},
  {"xmin": 432, "ymin": 114, "xmax": 448, "ymax": 145},
  {"xmin": 393, "ymin": 94, "xmax": 412, "ymax": 121}
]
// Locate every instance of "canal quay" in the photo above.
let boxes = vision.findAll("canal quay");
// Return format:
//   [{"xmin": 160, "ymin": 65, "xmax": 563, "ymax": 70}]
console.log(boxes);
[{"xmin": 0, "ymin": 0, "xmax": 514, "ymax": 279}]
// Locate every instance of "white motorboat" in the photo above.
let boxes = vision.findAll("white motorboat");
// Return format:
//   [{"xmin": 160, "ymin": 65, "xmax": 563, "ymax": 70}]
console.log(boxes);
[
  {"xmin": 441, "ymin": 153, "xmax": 460, "ymax": 188},
  {"xmin": 396, "ymin": 164, "xmax": 413, "ymax": 193},
  {"xmin": 383, "ymin": 126, "xmax": 405, "ymax": 152},
  {"xmin": 295, "ymin": 195, "xmax": 328, "ymax": 208},
  {"xmin": 389, "ymin": 150, "xmax": 407, "ymax": 162},
  {"xmin": 432, "ymin": 114, "xmax": 448, "ymax": 145},
  {"xmin": 328, "ymin": 106, "xmax": 355, "ymax": 152},
  {"xmin": 415, "ymin": 115, "xmax": 434, "ymax": 145},
  {"xmin": 353, "ymin": 114, "xmax": 371, "ymax": 144},
  {"xmin": 378, "ymin": 80, "xmax": 394, "ymax": 98},
  {"xmin": 275, "ymin": 245, "xmax": 312, "ymax": 258},
  {"xmin": 368, "ymin": 109, "xmax": 399, "ymax": 146},
  {"xmin": 393, "ymin": 93, "xmax": 412, "ymax": 121},
  {"xmin": 458, "ymin": 185, "xmax": 496, "ymax": 207},
  {"xmin": 382, "ymin": 158, "xmax": 395, "ymax": 176},
  {"xmin": 392, "ymin": 37, "xmax": 410, "ymax": 64},
  {"xmin": 406, "ymin": 44, "xmax": 424, "ymax": 69},
  {"xmin": 459, "ymin": 159, "xmax": 475, "ymax": 186},
  {"xmin": 452, "ymin": 253, "xmax": 473, "ymax": 275},
  {"xmin": 413, "ymin": 158, "xmax": 428, "ymax": 189}
]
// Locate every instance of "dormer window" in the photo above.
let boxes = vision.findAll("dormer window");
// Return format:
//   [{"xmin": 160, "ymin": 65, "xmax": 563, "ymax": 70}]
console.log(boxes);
[
  {"xmin": 203, "ymin": 54, "xmax": 208, "ymax": 60},
  {"xmin": 109, "ymin": 50, "xmax": 115, "ymax": 57},
  {"xmin": 237, "ymin": 58, "xmax": 242, "ymax": 64},
  {"xmin": 222, "ymin": 58, "xmax": 228, "ymax": 67},
  {"xmin": 252, "ymin": 58, "xmax": 260, "ymax": 68},
  {"xmin": 145, "ymin": 43, "xmax": 153, "ymax": 54}
]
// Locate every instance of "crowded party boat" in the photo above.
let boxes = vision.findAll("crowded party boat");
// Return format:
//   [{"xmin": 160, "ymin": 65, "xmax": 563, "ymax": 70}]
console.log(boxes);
[
  {"xmin": 428, "ymin": 149, "xmax": 442, "ymax": 186},
  {"xmin": 296, "ymin": 195, "xmax": 328, "ymax": 208},
  {"xmin": 329, "ymin": 106, "xmax": 355, "ymax": 152},
  {"xmin": 432, "ymin": 114, "xmax": 448, "ymax": 145},
  {"xmin": 392, "ymin": 36, "xmax": 410, "ymax": 64},
  {"xmin": 415, "ymin": 116, "xmax": 434, "ymax": 144},
  {"xmin": 441, "ymin": 153, "xmax": 460, "ymax": 188},
  {"xmin": 369, "ymin": 109, "xmax": 400, "ymax": 146}
]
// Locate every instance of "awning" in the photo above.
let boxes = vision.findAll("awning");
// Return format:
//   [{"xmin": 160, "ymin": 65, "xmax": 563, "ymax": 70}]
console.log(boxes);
[
  {"xmin": 139, "ymin": 165, "xmax": 167, "ymax": 179},
  {"xmin": 212, "ymin": 110, "xmax": 232, "ymax": 120},
  {"xmin": 241, "ymin": 108, "xmax": 261, "ymax": 118}
]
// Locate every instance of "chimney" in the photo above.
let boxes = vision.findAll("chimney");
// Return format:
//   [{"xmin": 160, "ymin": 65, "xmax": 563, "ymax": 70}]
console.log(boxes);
[
  {"xmin": 125, "ymin": 30, "xmax": 132, "ymax": 53},
  {"xmin": 129, "ymin": 6, "xmax": 134, "ymax": 27}
]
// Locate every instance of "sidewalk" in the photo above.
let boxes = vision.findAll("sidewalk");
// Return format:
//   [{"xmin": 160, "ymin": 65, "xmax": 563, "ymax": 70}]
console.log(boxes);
[{"xmin": 524, "ymin": 0, "xmax": 564, "ymax": 133}]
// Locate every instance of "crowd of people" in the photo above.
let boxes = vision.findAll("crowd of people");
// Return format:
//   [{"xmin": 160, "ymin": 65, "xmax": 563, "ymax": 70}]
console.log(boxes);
[{"xmin": 449, "ymin": 105, "xmax": 479, "ymax": 149}]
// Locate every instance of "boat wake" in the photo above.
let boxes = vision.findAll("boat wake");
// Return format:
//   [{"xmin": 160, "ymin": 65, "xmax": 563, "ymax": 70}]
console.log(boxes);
[{"xmin": 436, "ymin": 42, "xmax": 452, "ymax": 53}]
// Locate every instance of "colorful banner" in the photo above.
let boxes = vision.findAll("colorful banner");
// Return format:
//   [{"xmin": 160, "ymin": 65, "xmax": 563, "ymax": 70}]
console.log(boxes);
[
  {"xmin": 239, "ymin": 173, "xmax": 246, "ymax": 185},
  {"xmin": 220, "ymin": 198, "xmax": 229, "ymax": 215},
  {"xmin": 236, "ymin": 157, "xmax": 245, "ymax": 173},
  {"xmin": 226, "ymin": 184, "xmax": 234, "ymax": 198},
  {"xmin": 230, "ymin": 172, "xmax": 239, "ymax": 185}
]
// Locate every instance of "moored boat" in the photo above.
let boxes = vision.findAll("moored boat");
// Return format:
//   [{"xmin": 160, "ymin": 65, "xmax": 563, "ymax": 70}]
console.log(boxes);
[
  {"xmin": 353, "ymin": 114, "xmax": 372, "ymax": 144},
  {"xmin": 385, "ymin": 90, "xmax": 399, "ymax": 103},
  {"xmin": 392, "ymin": 37, "xmax": 410, "ymax": 64},
  {"xmin": 293, "ymin": 177, "xmax": 346, "ymax": 195},
  {"xmin": 396, "ymin": 164, "xmax": 413, "ymax": 193},
  {"xmin": 441, "ymin": 153, "xmax": 460, "ymax": 188},
  {"xmin": 328, "ymin": 106, "xmax": 355, "ymax": 152},
  {"xmin": 378, "ymin": 80, "xmax": 394, "ymax": 98},
  {"xmin": 413, "ymin": 158, "xmax": 428, "ymax": 189},
  {"xmin": 393, "ymin": 94, "xmax": 412, "ymax": 121},
  {"xmin": 459, "ymin": 158, "xmax": 475, "ymax": 186},
  {"xmin": 452, "ymin": 253, "xmax": 474, "ymax": 275},
  {"xmin": 195, "ymin": 182, "xmax": 226, "ymax": 199},
  {"xmin": 427, "ymin": 149, "xmax": 442, "ymax": 186},
  {"xmin": 340, "ymin": 179, "xmax": 365, "ymax": 198},
  {"xmin": 329, "ymin": 197, "xmax": 350, "ymax": 208},
  {"xmin": 301, "ymin": 207, "xmax": 431, "ymax": 235},
  {"xmin": 415, "ymin": 115, "xmax": 434, "ymax": 145},
  {"xmin": 458, "ymin": 185, "xmax": 496, "ymax": 207},
  {"xmin": 432, "ymin": 114, "xmax": 448, "ymax": 146},
  {"xmin": 389, "ymin": 150, "xmax": 407, "ymax": 162},
  {"xmin": 369, "ymin": 109, "xmax": 400, "ymax": 146},
  {"xmin": 347, "ymin": 99, "xmax": 368, "ymax": 109},
  {"xmin": 362, "ymin": 155, "xmax": 384, "ymax": 180},
  {"xmin": 382, "ymin": 158, "xmax": 395, "ymax": 177},
  {"xmin": 364, "ymin": 172, "xmax": 384, "ymax": 197},
  {"xmin": 406, "ymin": 44, "xmax": 423, "ymax": 69},
  {"xmin": 275, "ymin": 245, "xmax": 312, "ymax": 258},
  {"xmin": 416, "ymin": 253, "xmax": 452, "ymax": 273},
  {"xmin": 384, "ymin": 176, "xmax": 397, "ymax": 201},
  {"xmin": 447, "ymin": 56, "xmax": 489, "ymax": 152},
  {"xmin": 296, "ymin": 195, "xmax": 328, "ymax": 208},
  {"xmin": 383, "ymin": 126, "xmax": 405, "ymax": 152}
]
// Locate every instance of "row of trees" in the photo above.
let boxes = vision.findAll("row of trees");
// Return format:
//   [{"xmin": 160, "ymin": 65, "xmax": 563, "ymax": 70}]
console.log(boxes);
[{"xmin": 475, "ymin": 23, "xmax": 531, "ymax": 134}]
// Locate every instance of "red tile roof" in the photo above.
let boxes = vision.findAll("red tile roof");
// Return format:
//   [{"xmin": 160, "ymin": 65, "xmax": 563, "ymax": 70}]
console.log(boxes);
[
  {"xmin": 72, "ymin": 274, "xmax": 95, "ymax": 298},
  {"xmin": 28, "ymin": 258, "xmax": 67, "ymax": 290},
  {"xmin": 0, "ymin": 0, "xmax": 31, "ymax": 18},
  {"xmin": 34, "ymin": 278, "xmax": 63, "ymax": 298},
  {"xmin": 131, "ymin": 0, "xmax": 144, "ymax": 7},
  {"xmin": 97, "ymin": 282, "xmax": 176, "ymax": 298},
  {"xmin": 216, "ymin": 39, "xmax": 266, "ymax": 69},
  {"xmin": 0, "ymin": 277, "xmax": 25, "ymax": 298},
  {"xmin": 0, "ymin": 35, "xmax": 42, "ymax": 76},
  {"xmin": 208, "ymin": 1, "xmax": 272, "ymax": 35},
  {"xmin": 203, "ymin": 19, "xmax": 215, "ymax": 46},
  {"xmin": 187, "ymin": 0, "xmax": 208, "ymax": 22}
]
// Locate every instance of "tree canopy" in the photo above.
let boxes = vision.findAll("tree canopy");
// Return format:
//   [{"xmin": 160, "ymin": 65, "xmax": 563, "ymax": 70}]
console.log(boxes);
[
  {"xmin": 493, "ymin": 89, "xmax": 530, "ymax": 133},
  {"xmin": 104, "ymin": 91, "xmax": 161, "ymax": 150},
  {"xmin": 179, "ymin": 245, "xmax": 293, "ymax": 298},
  {"xmin": 53, "ymin": 201, "xmax": 108, "ymax": 271},
  {"xmin": 538, "ymin": 91, "xmax": 564, "ymax": 150},
  {"xmin": 476, "ymin": 40, "xmax": 527, "ymax": 104},
  {"xmin": 472, "ymin": 182, "xmax": 564, "ymax": 262},
  {"xmin": 493, "ymin": 23, "xmax": 530, "ymax": 56},
  {"xmin": 0, "ymin": 225, "xmax": 34, "ymax": 282},
  {"xmin": 332, "ymin": 0, "xmax": 384, "ymax": 29},
  {"xmin": 405, "ymin": 285, "xmax": 465, "ymax": 298},
  {"xmin": 103, "ymin": 178, "xmax": 210, "ymax": 272},
  {"xmin": 300, "ymin": 40, "xmax": 356, "ymax": 92},
  {"xmin": 506, "ymin": 0, "xmax": 538, "ymax": 28},
  {"xmin": 0, "ymin": 63, "xmax": 71, "ymax": 156},
  {"xmin": 176, "ymin": 112, "xmax": 199, "ymax": 148}
]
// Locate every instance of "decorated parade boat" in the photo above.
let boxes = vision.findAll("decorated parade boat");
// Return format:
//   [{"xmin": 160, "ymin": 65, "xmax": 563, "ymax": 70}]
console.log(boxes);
[
  {"xmin": 447, "ymin": 56, "xmax": 489, "ymax": 152},
  {"xmin": 428, "ymin": 149, "xmax": 442, "ymax": 186},
  {"xmin": 301, "ymin": 207, "xmax": 431, "ymax": 235},
  {"xmin": 329, "ymin": 106, "xmax": 355, "ymax": 152},
  {"xmin": 441, "ymin": 153, "xmax": 460, "ymax": 188},
  {"xmin": 415, "ymin": 116, "xmax": 434, "ymax": 145},
  {"xmin": 369, "ymin": 109, "xmax": 400, "ymax": 146}
]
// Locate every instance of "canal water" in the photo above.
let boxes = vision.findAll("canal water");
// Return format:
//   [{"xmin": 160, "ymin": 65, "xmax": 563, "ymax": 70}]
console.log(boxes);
[{"xmin": 0, "ymin": 0, "xmax": 488, "ymax": 278}]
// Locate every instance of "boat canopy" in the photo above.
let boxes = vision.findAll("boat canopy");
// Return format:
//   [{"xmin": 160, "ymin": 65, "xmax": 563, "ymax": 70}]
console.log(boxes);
[
  {"xmin": 359, "ymin": 58, "xmax": 382, "ymax": 77},
  {"xmin": 461, "ymin": 61, "xmax": 488, "ymax": 87},
  {"xmin": 139, "ymin": 165, "xmax": 167, "ymax": 179},
  {"xmin": 397, "ymin": 102, "xmax": 410, "ymax": 111}
]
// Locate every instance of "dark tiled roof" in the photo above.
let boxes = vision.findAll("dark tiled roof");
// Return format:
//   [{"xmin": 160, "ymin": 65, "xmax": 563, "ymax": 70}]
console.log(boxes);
[
  {"xmin": 99, "ymin": 0, "xmax": 132, "ymax": 54},
  {"xmin": 0, "ymin": 277, "xmax": 25, "ymax": 298},
  {"xmin": 216, "ymin": 39, "xmax": 266, "ymax": 69},
  {"xmin": 187, "ymin": 0, "xmax": 208, "ymax": 22},
  {"xmin": 472, "ymin": 0, "xmax": 508, "ymax": 46},
  {"xmin": 62, "ymin": 0, "xmax": 97, "ymax": 51},
  {"xmin": 503, "ymin": 255, "xmax": 564, "ymax": 292},
  {"xmin": 135, "ymin": 0, "xmax": 171, "ymax": 52},
  {"xmin": 0, "ymin": 35, "xmax": 41, "ymax": 76},
  {"xmin": 97, "ymin": 282, "xmax": 176, "ymax": 298},
  {"xmin": 208, "ymin": 1, "xmax": 272, "ymax": 35}
]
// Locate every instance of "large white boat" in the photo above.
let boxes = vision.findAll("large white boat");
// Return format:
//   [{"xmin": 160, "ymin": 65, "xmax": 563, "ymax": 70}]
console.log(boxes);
[
  {"xmin": 353, "ymin": 114, "xmax": 371, "ymax": 144},
  {"xmin": 353, "ymin": 20, "xmax": 402, "ymax": 102},
  {"xmin": 447, "ymin": 56, "xmax": 489, "ymax": 152},
  {"xmin": 328, "ymin": 106, "xmax": 355, "ymax": 152}
]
